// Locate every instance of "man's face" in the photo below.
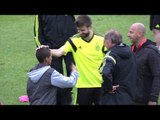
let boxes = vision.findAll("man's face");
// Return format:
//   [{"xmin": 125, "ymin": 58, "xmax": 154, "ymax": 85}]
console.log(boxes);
[
  {"xmin": 152, "ymin": 29, "xmax": 160, "ymax": 45},
  {"xmin": 77, "ymin": 26, "xmax": 90, "ymax": 38},
  {"xmin": 127, "ymin": 25, "xmax": 139, "ymax": 44},
  {"xmin": 104, "ymin": 39, "xmax": 112, "ymax": 49}
]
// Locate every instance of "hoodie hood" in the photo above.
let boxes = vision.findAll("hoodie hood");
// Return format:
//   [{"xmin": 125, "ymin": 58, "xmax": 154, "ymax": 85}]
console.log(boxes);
[
  {"xmin": 27, "ymin": 66, "xmax": 50, "ymax": 83},
  {"xmin": 110, "ymin": 43, "xmax": 132, "ymax": 59}
]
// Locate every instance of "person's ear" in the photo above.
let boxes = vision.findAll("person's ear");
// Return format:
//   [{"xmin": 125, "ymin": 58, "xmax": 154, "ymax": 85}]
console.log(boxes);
[
  {"xmin": 109, "ymin": 39, "xmax": 112, "ymax": 45},
  {"xmin": 44, "ymin": 57, "xmax": 48, "ymax": 63},
  {"xmin": 137, "ymin": 31, "xmax": 143, "ymax": 38}
]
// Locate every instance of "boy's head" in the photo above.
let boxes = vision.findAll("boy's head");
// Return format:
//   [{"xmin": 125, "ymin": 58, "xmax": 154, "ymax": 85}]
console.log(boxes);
[{"xmin": 36, "ymin": 47, "xmax": 52, "ymax": 65}]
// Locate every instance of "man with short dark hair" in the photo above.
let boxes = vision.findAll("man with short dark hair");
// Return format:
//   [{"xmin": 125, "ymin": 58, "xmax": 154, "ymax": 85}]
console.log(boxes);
[
  {"xmin": 99, "ymin": 29, "xmax": 137, "ymax": 105},
  {"xmin": 45, "ymin": 15, "xmax": 106, "ymax": 105},
  {"xmin": 27, "ymin": 47, "xmax": 79, "ymax": 105}
]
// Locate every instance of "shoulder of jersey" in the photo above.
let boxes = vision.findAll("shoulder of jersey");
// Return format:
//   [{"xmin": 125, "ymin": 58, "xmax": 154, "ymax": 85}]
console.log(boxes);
[
  {"xmin": 71, "ymin": 33, "xmax": 81, "ymax": 39},
  {"xmin": 94, "ymin": 32, "xmax": 104, "ymax": 37}
]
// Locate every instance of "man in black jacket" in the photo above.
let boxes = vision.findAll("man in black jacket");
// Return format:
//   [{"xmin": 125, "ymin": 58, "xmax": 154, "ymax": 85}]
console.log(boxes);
[
  {"xmin": 128, "ymin": 23, "xmax": 160, "ymax": 105},
  {"xmin": 150, "ymin": 15, "xmax": 160, "ymax": 31},
  {"xmin": 150, "ymin": 15, "xmax": 160, "ymax": 52},
  {"xmin": 34, "ymin": 15, "xmax": 77, "ymax": 105},
  {"xmin": 99, "ymin": 29, "xmax": 137, "ymax": 105}
]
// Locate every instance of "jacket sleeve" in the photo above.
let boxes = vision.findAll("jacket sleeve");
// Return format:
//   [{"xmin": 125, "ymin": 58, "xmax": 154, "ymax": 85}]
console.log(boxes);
[
  {"xmin": 34, "ymin": 15, "xmax": 46, "ymax": 47},
  {"xmin": 50, "ymin": 70, "xmax": 79, "ymax": 88},
  {"xmin": 148, "ymin": 50, "xmax": 160, "ymax": 102},
  {"xmin": 102, "ymin": 55, "xmax": 116, "ymax": 92}
]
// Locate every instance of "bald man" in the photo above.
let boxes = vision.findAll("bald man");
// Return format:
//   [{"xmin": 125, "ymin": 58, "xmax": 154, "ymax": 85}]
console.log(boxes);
[{"xmin": 128, "ymin": 23, "xmax": 160, "ymax": 105}]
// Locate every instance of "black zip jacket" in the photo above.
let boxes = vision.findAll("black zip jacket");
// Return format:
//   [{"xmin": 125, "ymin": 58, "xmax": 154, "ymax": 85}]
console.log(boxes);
[
  {"xmin": 34, "ymin": 15, "xmax": 77, "ymax": 49},
  {"xmin": 132, "ymin": 40, "xmax": 160, "ymax": 104},
  {"xmin": 100, "ymin": 43, "xmax": 137, "ymax": 104}
]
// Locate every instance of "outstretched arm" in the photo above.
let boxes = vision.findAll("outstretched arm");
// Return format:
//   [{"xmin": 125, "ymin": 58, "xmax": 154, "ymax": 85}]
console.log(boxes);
[
  {"xmin": 51, "ymin": 63, "xmax": 79, "ymax": 88},
  {"xmin": 50, "ymin": 46, "xmax": 65, "ymax": 57},
  {"xmin": 37, "ymin": 45, "xmax": 65, "ymax": 57}
]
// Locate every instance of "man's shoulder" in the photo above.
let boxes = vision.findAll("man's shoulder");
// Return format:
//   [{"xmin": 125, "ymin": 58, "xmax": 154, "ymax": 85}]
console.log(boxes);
[
  {"xmin": 145, "ymin": 43, "xmax": 159, "ymax": 54},
  {"xmin": 146, "ymin": 44, "xmax": 158, "ymax": 51},
  {"xmin": 143, "ymin": 39, "xmax": 157, "ymax": 52},
  {"xmin": 145, "ymin": 39, "xmax": 156, "ymax": 46},
  {"xmin": 70, "ymin": 33, "xmax": 81, "ymax": 39},
  {"xmin": 94, "ymin": 33, "xmax": 104, "ymax": 39}
]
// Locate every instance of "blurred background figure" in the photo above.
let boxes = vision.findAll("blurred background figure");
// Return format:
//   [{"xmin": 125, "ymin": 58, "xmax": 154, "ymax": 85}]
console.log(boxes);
[{"xmin": 150, "ymin": 15, "xmax": 160, "ymax": 52}]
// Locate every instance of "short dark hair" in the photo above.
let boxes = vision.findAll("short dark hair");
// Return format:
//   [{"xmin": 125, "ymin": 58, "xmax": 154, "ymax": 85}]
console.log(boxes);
[
  {"xmin": 36, "ymin": 47, "xmax": 51, "ymax": 63},
  {"xmin": 75, "ymin": 15, "xmax": 92, "ymax": 27},
  {"xmin": 105, "ymin": 29, "xmax": 122, "ymax": 45}
]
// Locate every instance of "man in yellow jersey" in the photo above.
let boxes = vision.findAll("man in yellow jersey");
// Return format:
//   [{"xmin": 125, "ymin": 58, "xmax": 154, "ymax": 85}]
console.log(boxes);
[{"xmin": 40, "ymin": 15, "xmax": 106, "ymax": 105}]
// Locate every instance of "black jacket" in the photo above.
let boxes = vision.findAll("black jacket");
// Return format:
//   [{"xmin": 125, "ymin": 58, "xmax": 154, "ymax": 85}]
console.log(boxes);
[
  {"xmin": 99, "ymin": 43, "xmax": 137, "ymax": 105},
  {"xmin": 150, "ymin": 15, "xmax": 160, "ymax": 30},
  {"xmin": 132, "ymin": 40, "xmax": 160, "ymax": 104},
  {"xmin": 34, "ymin": 15, "xmax": 77, "ymax": 48}
]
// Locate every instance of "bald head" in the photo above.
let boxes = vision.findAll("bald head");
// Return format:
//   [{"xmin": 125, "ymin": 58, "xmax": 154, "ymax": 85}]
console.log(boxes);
[
  {"xmin": 131, "ymin": 23, "xmax": 145, "ymax": 36},
  {"xmin": 128, "ymin": 23, "xmax": 146, "ymax": 45}
]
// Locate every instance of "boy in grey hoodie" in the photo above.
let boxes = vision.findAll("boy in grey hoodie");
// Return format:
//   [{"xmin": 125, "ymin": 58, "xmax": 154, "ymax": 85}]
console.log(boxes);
[{"xmin": 27, "ymin": 47, "xmax": 79, "ymax": 105}]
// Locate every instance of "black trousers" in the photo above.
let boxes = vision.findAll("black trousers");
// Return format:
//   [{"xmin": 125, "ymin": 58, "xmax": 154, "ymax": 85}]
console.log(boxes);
[
  {"xmin": 51, "ymin": 52, "xmax": 75, "ymax": 105},
  {"xmin": 100, "ymin": 91, "xmax": 135, "ymax": 105},
  {"xmin": 77, "ymin": 88, "xmax": 101, "ymax": 105}
]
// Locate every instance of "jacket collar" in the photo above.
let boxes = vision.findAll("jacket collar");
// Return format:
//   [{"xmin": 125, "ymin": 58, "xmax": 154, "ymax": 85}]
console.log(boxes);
[{"xmin": 132, "ymin": 38, "xmax": 147, "ymax": 53}]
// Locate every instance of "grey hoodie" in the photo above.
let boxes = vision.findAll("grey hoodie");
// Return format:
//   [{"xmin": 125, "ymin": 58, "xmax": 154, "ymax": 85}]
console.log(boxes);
[
  {"xmin": 28, "ymin": 65, "xmax": 79, "ymax": 88},
  {"xmin": 27, "ymin": 64, "xmax": 79, "ymax": 105}
]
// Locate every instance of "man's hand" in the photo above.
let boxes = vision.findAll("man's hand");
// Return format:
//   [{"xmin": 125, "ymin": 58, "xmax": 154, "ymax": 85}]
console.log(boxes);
[
  {"xmin": 108, "ymin": 85, "xmax": 119, "ymax": 94},
  {"xmin": 36, "ymin": 45, "xmax": 49, "ymax": 50},
  {"xmin": 148, "ymin": 101, "xmax": 157, "ymax": 105}
]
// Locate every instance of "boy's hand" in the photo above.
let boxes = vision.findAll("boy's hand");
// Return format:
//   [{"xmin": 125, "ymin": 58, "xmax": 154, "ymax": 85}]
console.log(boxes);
[{"xmin": 70, "ymin": 63, "xmax": 77, "ymax": 71}]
